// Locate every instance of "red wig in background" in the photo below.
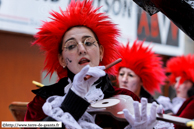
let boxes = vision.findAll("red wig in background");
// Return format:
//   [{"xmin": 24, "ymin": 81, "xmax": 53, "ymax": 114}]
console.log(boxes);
[
  {"xmin": 166, "ymin": 54, "xmax": 194, "ymax": 85},
  {"xmin": 33, "ymin": 0, "xmax": 120, "ymax": 79},
  {"xmin": 114, "ymin": 41, "xmax": 166, "ymax": 94}
]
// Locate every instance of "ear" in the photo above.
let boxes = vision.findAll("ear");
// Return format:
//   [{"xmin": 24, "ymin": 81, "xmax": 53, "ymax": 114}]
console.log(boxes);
[
  {"xmin": 58, "ymin": 54, "xmax": 66, "ymax": 67},
  {"xmin": 140, "ymin": 81, "xmax": 143, "ymax": 87},
  {"xmin": 139, "ymin": 78, "xmax": 143, "ymax": 87},
  {"xmin": 99, "ymin": 45, "xmax": 104, "ymax": 61}
]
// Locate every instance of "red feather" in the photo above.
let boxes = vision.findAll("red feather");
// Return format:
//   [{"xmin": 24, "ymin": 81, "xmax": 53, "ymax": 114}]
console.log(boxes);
[
  {"xmin": 166, "ymin": 54, "xmax": 194, "ymax": 85},
  {"xmin": 33, "ymin": 0, "xmax": 120, "ymax": 79},
  {"xmin": 114, "ymin": 41, "xmax": 166, "ymax": 94}
]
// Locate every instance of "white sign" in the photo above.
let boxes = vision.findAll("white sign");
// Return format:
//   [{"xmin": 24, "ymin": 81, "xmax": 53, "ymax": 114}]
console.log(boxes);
[
  {"xmin": 0, "ymin": 0, "xmax": 184, "ymax": 56},
  {"xmin": 0, "ymin": 0, "xmax": 68, "ymax": 34}
]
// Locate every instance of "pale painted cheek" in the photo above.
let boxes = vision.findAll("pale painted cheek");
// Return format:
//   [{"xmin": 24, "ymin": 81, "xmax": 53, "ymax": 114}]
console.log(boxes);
[
  {"xmin": 64, "ymin": 53, "xmax": 80, "ymax": 74},
  {"xmin": 179, "ymin": 85, "xmax": 187, "ymax": 92},
  {"xmin": 183, "ymin": 86, "xmax": 190, "ymax": 95},
  {"xmin": 128, "ymin": 81, "xmax": 138, "ymax": 91},
  {"xmin": 88, "ymin": 49, "xmax": 100, "ymax": 66},
  {"xmin": 178, "ymin": 86, "xmax": 188, "ymax": 97},
  {"xmin": 118, "ymin": 77, "xmax": 123, "ymax": 85},
  {"xmin": 64, "ymin": 54, "xmax": 73, "ymax": 65}
]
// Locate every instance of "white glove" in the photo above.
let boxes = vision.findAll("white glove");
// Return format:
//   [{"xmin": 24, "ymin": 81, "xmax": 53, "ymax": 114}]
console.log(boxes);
[
  {"xmin": 42, "ymin": 96, "xmax": 82, "ymax": 129},
  {"xmin": 157, "ymin": 96, "xmax": 173, "ymax": 112},
  {"xmin": 123, "ymin": 98, "xmax": 160, "ymax": 129},
  {"xmin": 71, "ymin": 65, "xmax": 105, "ymax": 98},
  {"xmin": 42, "ymin": 95, "xmax": 64, "ymax": 116},
  {"xmin": 51, "ymin": 107, "xmax": 82, "ymax": 129}
]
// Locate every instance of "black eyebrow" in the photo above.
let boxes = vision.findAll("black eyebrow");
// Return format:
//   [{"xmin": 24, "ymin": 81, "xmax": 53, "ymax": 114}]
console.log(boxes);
[
  {"xmin": 65, "ymin": 37, "xmax": 75, "ymax": 44},
  {"xmin": 64, "ymin": 35, "xmax": 94, "ymax": 44},
  {"xmin": 82, "ymin": 36, "xmax": 91, "ymax": 39}
]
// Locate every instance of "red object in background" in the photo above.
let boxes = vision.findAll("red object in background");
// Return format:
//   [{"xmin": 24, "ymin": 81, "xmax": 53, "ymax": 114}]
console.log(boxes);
[{"xmin": 133, "ymin": 0, "xmax": 194, "ymax": 41}]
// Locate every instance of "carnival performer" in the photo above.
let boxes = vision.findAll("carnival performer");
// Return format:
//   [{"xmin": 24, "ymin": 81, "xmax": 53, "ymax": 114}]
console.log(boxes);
[
  {"xmin": 24, "ymin": 0, "xmax": 164, "ymax": 129},
  {"xmin": 114, "ymin": 41, "xmax": 166, "ymax": 103},
  {"xmin": 157, "ymin": 54, "xmax": 194, "ymax": 129}
]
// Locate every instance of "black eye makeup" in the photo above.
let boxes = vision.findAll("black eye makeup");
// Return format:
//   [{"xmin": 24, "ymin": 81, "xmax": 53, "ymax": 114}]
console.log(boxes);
[
  {"xmin": 128, "ymin": 73, "xmax": 134, "ymax": 77},
  {"xmin": 119, "ymin": 73, "xmax": 124, "ymax": 76}
]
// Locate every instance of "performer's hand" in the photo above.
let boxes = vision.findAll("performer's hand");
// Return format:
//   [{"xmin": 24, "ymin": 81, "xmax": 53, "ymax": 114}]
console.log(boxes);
[
  {"xmin": 123, "ymin": 98, "xmax": 158, "ymax": 129},
  {"xmin": 42, "ymin": 96, "xmax": 82, "ymax": 129},
  {"xmin": 42, "ymin": 96, "xmax": 64, "ymax": 116},
  {"xmin": 157, "ymin": 96, "xmax": 173, "ymax": 113},
  {"xmin": 71, "ymin": 65, "xmax": 105, "ymax": 97}
]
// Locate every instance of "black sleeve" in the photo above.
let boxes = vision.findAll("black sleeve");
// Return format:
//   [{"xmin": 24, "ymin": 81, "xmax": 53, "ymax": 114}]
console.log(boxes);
[
  {"xmin": 41, "ymin": 89, "xmax": 90, "ymax": 128},
  {"xmin": 60, "ymin": 89, "xmax": 90, "ymax": 121}
]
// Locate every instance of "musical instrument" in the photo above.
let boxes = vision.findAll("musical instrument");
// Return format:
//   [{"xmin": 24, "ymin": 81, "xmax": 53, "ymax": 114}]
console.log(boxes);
[
  {"xmin": 32, "ymin": 58, "xmax": 122, "ymax": 87},
  {"xmin": 32, "ymin": 80, "xmax": 44, "ymax": 87},
  {"xmin": 87, "ymin": 95, "xmax": 194, "ymax": 128},
  {"xmin": 84, "ymin": 58, "xmax": 122, "ymax": 80}
]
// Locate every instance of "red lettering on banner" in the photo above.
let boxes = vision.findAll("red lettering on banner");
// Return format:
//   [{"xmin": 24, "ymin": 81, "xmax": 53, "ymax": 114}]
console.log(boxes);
[
  {"xmin": 151, "ymin": 14, "xmax": 159, "ymax": 38},
  {"xmin": 138, "ymin": 11, "xmax": 149, "ymax": 36},
  {"xmin": 138, "ymin": 11, "xmax": 179, "ymax": 43},
  {"xmin": 171, "ymin": 22, "xmax": 178, "ymax": 40}
]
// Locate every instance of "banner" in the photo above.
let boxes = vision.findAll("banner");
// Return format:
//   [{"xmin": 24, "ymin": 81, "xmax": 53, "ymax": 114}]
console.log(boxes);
[{"xmin": 0, "ymin": 0, "xmax": 184, "ymax": 56}]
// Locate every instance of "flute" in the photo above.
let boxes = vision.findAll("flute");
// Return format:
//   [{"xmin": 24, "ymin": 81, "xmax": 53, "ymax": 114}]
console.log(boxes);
[
  {"xmin": 32, "ymin": 58, "xmax": 122, "ymax": 87},
  {"xmin": 84, "ymin": 58, "xmax": 122, "ymax": 80}
]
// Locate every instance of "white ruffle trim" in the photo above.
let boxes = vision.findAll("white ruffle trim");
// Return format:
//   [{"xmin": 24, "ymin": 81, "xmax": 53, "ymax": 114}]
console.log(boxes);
[
  {"xmin": 42, "ymin": 79, "xmax": 104, "ymax": 129},
  {"xmin": 154, "ymin": 121, "xmax": 174, "ymax": 129}
]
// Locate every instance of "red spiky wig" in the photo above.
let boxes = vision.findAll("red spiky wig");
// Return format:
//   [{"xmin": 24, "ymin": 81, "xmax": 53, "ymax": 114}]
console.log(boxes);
[
  {"xmin": 166, "ymin": 54, "xmax": 194, "ymax": 85},
  {"xmin": 114, "ymin": 41, "xmax": 166, "ymax": 94},
  {"xmin": 33, "ymin": 0, "xmax": 120, "ymax": 79}
]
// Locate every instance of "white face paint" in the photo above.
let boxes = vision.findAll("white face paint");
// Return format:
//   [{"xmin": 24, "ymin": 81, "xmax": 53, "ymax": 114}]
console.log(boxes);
[
  {"xmin": 174, "ymin": 77, "xmax": 193, "ymax": 99},
  {"xmin": 59, "ymin": 27, "xmax": 104, "ymax": 74},
  {"xmin": 118, "ymin": 67, "xmax": 142, "ymax": 96}
]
